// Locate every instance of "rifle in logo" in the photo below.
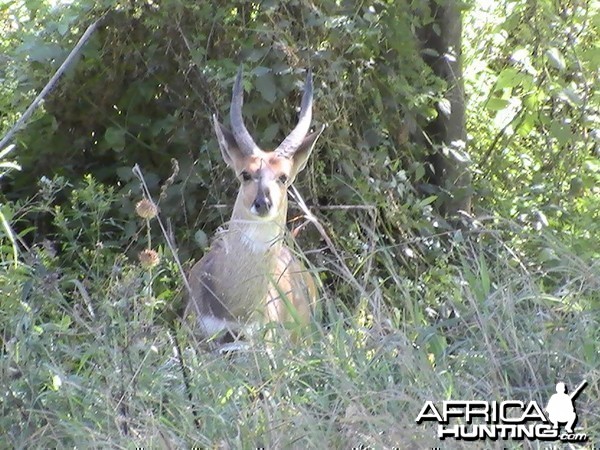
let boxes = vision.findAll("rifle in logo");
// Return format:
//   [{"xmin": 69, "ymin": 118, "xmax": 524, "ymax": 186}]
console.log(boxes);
[{"xmin": 569, "ymin": 380, "xmax": 588, "ymax": 400}]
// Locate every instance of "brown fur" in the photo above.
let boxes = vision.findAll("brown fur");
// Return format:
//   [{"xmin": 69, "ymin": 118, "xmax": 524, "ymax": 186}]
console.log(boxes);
[
  {"xmin": 185, "ymin": 150, "xmax": 319, "ymax": 344},
  {"xmin": 185, "ymin": 228, "xmax": 316, "ymax": 340}
]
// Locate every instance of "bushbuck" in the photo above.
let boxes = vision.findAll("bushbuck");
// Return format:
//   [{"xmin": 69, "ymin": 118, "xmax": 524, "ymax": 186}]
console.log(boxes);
[{"xmin": 185, "ymin": 67, "xmax": 324, "ymax": 349}]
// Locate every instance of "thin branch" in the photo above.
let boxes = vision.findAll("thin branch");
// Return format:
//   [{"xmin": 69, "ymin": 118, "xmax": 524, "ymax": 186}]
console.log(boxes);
[
  {"xmin": 289, "ymin": 185, "xmax": 370, "ymax": 300},
  {"xmin": 0, "ymin": 19, "xmax": 102, "ymax": 150},
  {"xmin": 132, "ymin": 164, "xmax": 193, "ymax": 296}
]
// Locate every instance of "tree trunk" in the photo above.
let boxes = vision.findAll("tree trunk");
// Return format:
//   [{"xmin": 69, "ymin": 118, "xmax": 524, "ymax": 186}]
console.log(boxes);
[{"xmin": 419, "ymin": 0, "xmax": 472, "ymax": 217}]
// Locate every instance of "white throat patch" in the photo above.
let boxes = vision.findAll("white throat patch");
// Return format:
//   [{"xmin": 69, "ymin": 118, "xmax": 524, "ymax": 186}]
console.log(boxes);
[{"xmin": 227, "ymin": 219, "xmax": 283, "ymax": 254}]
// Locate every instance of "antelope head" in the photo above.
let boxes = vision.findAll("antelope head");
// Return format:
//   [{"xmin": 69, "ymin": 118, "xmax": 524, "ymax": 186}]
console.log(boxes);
[{"xmin": 212, "ymin": 68, "xmax": 325, "ymax": 225}]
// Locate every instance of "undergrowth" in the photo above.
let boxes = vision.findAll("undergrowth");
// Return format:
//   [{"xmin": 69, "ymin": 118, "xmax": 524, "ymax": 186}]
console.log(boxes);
[{"xmin": 0, "ymin": 177, "xmax": 598, "ymax": 449}]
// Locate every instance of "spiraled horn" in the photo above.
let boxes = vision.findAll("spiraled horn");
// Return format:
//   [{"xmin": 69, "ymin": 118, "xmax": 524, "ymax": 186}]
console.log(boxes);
[
  {"xmin": 230, "ymin": 66, "xmax": 260, "ymax": 155},
  {"xmin": 276, "ymin": 69, "xmax": 313, "ymax": 158}
]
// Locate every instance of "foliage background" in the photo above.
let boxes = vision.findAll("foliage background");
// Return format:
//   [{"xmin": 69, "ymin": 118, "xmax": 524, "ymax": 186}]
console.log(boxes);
[{"xmin": 1, "ymin": 0, "xmax": 599, "ymax": 447}]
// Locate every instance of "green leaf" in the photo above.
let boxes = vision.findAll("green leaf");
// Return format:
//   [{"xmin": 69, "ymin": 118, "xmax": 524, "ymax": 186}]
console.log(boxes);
[
  {"xmin": 496, "ymin": 68, "xmax": 529, "ymax": 89},
  {"xmin": 252, "ymin": 66, "xmax": 271, "ymax": 77},
  {"xmin": 23, "ymin": 42, "xmax": 64, "ymax": 63},
  {"xmin": 581, "ymin": 47, "xmax": 600, "ymax": 68},
  {"xmin": 414, "ymin": 163, "xmax": 425, "ymax": 181},
  {"xmin": 104, "ymin": 127, "xmax": 126, "ymax": 151},
  {"xmin": 423, "ymin": 106, "xmax": 438, "ymax": 120},
  {"xmin": 517, "ymin": 112, "xmax": 536, "ymax": 136},
  {"xmin": 582, "ymin": 340, "xmax": 597, "ymax": 364},
  {"xmin": 57, "ymin": 20, "xmax": 69, "ymax": 36},
  {"xmin": 539, "ymin": 247, "xmax": 559, "ymax": 262},
  {"xmin": 418, "ymin": 195, "xmax": 437, "ymax": 207},
  {"xmin": 421, "ymin": 48, "xmax": 439, "ymax": 58},
  {"xmin": 116, "ymin": 166, "xmax": 134, "ymax": 181},
  {"xmin": 426, "ymin": 333, "xmax": 447, "ymax": 364},
  {"xmin": 549, "ymin": 122, "xmax": 574, "ymax": 146},
  {"xmin": 261, "ymin": 123, "xmax": 280, "ymax": 144},
  {"xmin": 486, "ymin": 97, "xmax": 510, "ymax": 111},
  {"xmin": 254, "ymin": 72, "xmax": 277, "ymax": 104},
  {"xmin": 363, "ymin": 128, "xmax": 382, "ymax": 148}
]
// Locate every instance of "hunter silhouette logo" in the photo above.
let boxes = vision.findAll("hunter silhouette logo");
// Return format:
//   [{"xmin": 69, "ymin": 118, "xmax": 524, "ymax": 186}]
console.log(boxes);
[
  {"xmin": 545, "ymin": 380, "xmax": 587, "ymax": 434},
  {"xmin": 415, "ymin": 379, "xmax": 589, "ymax": 442}
]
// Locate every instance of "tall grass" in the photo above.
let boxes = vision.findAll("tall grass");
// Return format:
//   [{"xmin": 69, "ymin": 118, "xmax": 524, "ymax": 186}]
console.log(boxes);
[{"xmin": 1, "ymin": 178, "xmax": 598, "ymax": 449}]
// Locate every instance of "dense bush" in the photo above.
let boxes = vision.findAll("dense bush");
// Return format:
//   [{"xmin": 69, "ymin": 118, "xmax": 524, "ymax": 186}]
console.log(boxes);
[
  {"xmin": 464, "ymin": 0, "xmax": 600, "ymax": 257},
  {"xmin": 2, "ymin": 0, "xmax": 465, "ymax": 311}
]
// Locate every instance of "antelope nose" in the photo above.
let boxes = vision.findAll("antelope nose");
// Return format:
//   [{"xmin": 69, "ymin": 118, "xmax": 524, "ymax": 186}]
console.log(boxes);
[{"xmin": 252, "ymin": 195, "xmax": 271, "ymax": 216}]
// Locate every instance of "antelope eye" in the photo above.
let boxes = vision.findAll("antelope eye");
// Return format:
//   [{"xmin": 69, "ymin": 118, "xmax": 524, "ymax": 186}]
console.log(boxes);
[
  {"xmin": 278, "ymin": 174, "xmax": 288, "ymax": 184},
  {"xmin": 241, "ymin": 171, "xmax": 252, "ymax": 181}
]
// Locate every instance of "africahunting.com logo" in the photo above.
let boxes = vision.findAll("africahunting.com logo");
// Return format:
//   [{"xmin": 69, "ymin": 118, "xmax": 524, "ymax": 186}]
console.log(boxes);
[{"xmin": 415, "ymin": 380, "xmax": 588, "ymax": 442}]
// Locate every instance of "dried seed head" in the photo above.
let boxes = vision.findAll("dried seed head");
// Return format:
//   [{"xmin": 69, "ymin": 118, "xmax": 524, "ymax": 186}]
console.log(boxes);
[
  {"xmin": 135, "ymin": 199, "xmax": 158, "ymax": 219},
  {"xmin": 138, "ymin": 249, "xmax": 160, "ymax": 269}
]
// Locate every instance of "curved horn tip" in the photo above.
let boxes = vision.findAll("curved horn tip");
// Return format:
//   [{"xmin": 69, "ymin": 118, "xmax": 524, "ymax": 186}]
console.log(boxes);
[
  {"xmin": 233, "ymin": 66, "xmax": 244, "ymax": 94},
  {"xmin": 228, "ymin": 64, "xmax": 260, "ymax": 155},
  {"xmin": 305, "ymin": 68, "xmax": 313, "ymax": 87}
]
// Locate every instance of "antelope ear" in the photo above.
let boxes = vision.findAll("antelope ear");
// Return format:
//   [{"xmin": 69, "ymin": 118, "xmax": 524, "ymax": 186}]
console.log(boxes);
[
  {"xmin": 213, "ymin": 114, "xmax": 243, "ymax": 169},
  {"xmin": 289, "ymin": 125, "xmax": 325, "ymax": 181}
]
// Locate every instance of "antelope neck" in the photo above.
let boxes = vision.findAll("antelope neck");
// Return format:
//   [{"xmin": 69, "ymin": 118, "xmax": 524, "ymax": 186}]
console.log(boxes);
[{"xmin": 227, "ymin": 215, "xmax": 285, "ymax": 254}]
